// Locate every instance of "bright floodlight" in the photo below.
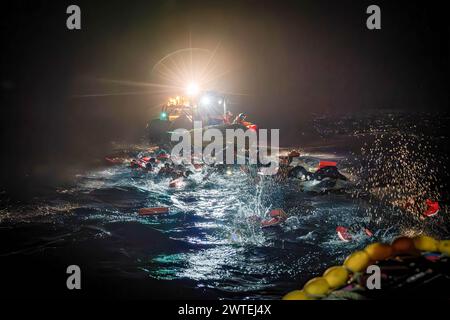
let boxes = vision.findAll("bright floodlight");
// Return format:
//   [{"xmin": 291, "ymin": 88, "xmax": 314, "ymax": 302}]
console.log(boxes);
[
  {"xmin": 186, "ymin": 82, "xmax": 199, "ymax": 96},
  {"xmin": 200, "ymin": 95, "xmax": 211, "ymax": 106}
]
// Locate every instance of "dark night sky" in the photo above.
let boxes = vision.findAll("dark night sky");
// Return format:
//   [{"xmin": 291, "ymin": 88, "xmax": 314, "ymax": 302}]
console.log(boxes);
[{"xmin": 0, "ymin": 0, "xmax": 448, "ymax": 191}]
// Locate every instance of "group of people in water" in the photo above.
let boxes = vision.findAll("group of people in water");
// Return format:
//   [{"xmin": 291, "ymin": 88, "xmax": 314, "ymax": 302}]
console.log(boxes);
[
  {"xmin": 129, "ymin": 150, "xmax": 194, "ymax": 181},
  {"xmin": 124, "ymin": 146, "xmax": 442, "ymax": 233},
  {"xmin": 128, "ymin": 147, "xmax": 350, "ymax": 192}
]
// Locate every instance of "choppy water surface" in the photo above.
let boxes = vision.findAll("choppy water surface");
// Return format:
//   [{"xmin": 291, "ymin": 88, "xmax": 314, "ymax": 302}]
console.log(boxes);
[{"xmin": 0, "ymin": 112, "xmax": 448, "ymax": 299}]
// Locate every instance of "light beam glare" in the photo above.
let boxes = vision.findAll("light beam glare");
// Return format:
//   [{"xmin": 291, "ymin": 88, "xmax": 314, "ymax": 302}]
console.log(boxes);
[
  {"xmin": 71, "ymin": 89, "xmax": 175, "ymax": 99},
  {"xmin": 199, "ymin": 42, "xmax": 221, "ymax": 82},
  {"xmin": 96, "ymin": 78, "xmax": 183, "ymax": 90}
]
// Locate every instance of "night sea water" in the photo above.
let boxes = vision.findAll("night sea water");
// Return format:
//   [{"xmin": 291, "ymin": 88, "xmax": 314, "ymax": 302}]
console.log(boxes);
[{"xmin": 1, "ymin": 111, "xmax": 449, "ymax": 299}]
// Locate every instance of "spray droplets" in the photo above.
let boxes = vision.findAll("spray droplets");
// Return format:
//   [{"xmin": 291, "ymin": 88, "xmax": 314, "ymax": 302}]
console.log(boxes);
[{"xmin": 348, "ymin": 112, "xmax": 448, "ymax": 224}]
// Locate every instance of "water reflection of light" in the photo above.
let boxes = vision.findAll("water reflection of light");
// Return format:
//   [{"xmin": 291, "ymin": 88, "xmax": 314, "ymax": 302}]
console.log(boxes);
[
  {"xmin": 64, "ymin": 114, "xmax": 447, "ymax": 298},
  {"xmin": 180, "ymin": 246, "xmax": 239, "ymax": 281}
]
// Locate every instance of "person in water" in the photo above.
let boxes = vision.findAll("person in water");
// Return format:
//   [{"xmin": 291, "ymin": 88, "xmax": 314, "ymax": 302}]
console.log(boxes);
[
  {"xmin": 223, "ymin": 111, "xmax": 233, "ymax": 124},
  {"xmin": 158, "ymin": 163, "xmax": 194, "ymax": 180},
  {"xmin": 288, "ymin": 165, "xmax": 347, "ymax": 181},
  {"xmin": 183, "ymin": 170, "xmax": 194, "ymax": 178},
  {"xmin": 233, "ymin": 113, "xmax": 247, "ymax": 125},
  {"xmin": 158, "ymin": 163, "xmax": 175, "ymax": 177},
  {"xmin": 274, "ymin": 161, "xmax": 292, "ymax": 182},
  {"xmin": 348, "ymin": 223, "xmax": 374, "ymax": 238},
  {"xmin": 287, "ymin": 150, "xmax": 301, "ymax": 165},
  {"xmin": 156, "ymin": 149, "xmax": 170, "ymax": 162},
  {"xmin": 145, "ymin": 162, "xmax": 154, "ymax": 172},
  {"xmin": 130, "ymin": 159, "xmax": 139, "ymax": 169}
]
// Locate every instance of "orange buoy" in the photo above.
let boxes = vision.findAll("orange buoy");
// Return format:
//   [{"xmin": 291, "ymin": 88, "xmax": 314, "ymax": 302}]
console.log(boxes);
[
  {"xmin": 336, "ymin": 226, "xmax": 352, "ymax": 242},
  {"xmin": 423, "ymin": 199, "xmax": 439, "ymax": 217},
  {"xmin": 269, "ymin": 209, "xmax": 287, "ymax": 218},
  {"xmin": 138, "ymin": 207, "xmax": 169, "ymax": 216},
  {"xmin": 261, "ymin": 209, "xmax": 287, "ymax": 228},
  {"xmin": 391, "ymin": 236, "xmax": 417, "ymax": 254},
  {"xmin": 261, "ymin": 217, "xmax": 283, "ymax": 228},
  {"xmin": 318, "ymin": 161, "xmax": 337, "ymax": 169}
]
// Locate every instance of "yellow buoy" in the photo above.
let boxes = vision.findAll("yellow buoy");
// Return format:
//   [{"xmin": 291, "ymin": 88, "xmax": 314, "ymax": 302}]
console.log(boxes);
[
  {"xmin": 344, "ymin": 250, "xmax": 370, "ymax": 273},
  {"xmin": 323, "ymin": 266, "xmax": 349, "ymax": 289},
  {"xmin": 413, "ymin": 235, "xmax": 439, "ymax": 252},
  {"xmin": 391, "ymin": 236, "xmax": 416, "ymax": 254},
  {"xmin": 282, "ymin": 290, "xmax": 314, "ymax": 300},
  {"xmin": 364, "ymin": 242, "xmax": 393, "ymax": 261},
  {"xmin": 438, "ymin": 240, "xmax": 450, "ymax": 255},
  {"xmin": 303, "ymin": 277, "xmax": 330, "ymax": 297}
]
